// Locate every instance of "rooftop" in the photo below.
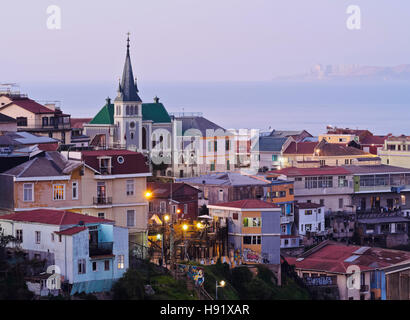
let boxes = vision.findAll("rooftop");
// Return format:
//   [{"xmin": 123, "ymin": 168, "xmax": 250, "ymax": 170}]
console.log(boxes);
[
  {"xmin": 209, "ymin": 199, "xmax": 279, "ymax": 210},
  {"xmin": 177, "ymin": 172, "xmax": 271, "ymax": 186},
  {"xmin": 283, "ymin": 141, "xmax": 318, "ymax": 155},
  {"xmin": 270, "ymin": 166, "xmax": 351, "ymax": 177},
  {"xmin": 4, "ymin": 151, "xmax": 81, "ymax": 178},
  {"xmin": 296, "ymin": 202, "xmax": 324, "ymax": 209},
  {"xmin": 0, "ymin": 209, "xmax": 113, "ymax": 226},
  {"xmin": 286, "ymin": 241, "xmax": 410, "ymax": 274}
]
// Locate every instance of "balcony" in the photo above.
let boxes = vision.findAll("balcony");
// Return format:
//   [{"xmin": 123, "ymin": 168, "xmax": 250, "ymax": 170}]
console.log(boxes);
[
  {"xmin": 281, "ymin": 215, "xmax": 294, "ymax": 224},
  {"xmin": 93, "ymin": 197, "xmax": 112, "ymax": 205},
  {"xmin": 89, "ymin": 241, "xmax": 113, "ymax": 256}
]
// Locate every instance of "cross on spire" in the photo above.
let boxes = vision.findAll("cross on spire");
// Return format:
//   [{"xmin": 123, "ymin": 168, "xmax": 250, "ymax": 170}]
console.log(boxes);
[{"xmin": 126, "ymin": 32, "xmax": 131, "ymax": 50}]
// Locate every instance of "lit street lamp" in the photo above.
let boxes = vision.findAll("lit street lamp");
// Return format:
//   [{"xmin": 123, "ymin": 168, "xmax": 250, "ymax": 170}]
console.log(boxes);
[{"xmin": 215, "ymin": 280, "xmax": 226, "ymax": 300}]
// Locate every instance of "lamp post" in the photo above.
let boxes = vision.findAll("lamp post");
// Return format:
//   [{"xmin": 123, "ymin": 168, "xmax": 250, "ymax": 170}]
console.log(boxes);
[{"xmin": 215, "ymin": 280, "xmax": 225, "ymax": 300}]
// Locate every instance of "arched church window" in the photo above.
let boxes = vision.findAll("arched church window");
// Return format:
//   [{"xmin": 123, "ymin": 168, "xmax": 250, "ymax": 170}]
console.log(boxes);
[
  {"xmin": 130, "ymin": 105, "xmax": 134, "ymax": 115},
  {"xmin": 126, "ymin": 105, "xmax": 130, "ymax": 115}
]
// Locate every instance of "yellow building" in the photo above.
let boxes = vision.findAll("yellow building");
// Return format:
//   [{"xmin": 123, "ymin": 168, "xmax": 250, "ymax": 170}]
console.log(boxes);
[
  {"xmin": 0, "ymin": 92, "xmax": 71, "ymax": 145},
  {"xmin": 0, "ymin": 150, "xmax": 151, "ymax": 245},
  {"xmin": 379, "ymin": 136, "xmax": 410, "ymax": 168}
]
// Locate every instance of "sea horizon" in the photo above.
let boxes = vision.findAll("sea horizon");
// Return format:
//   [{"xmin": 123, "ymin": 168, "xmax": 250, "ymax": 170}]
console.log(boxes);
[{"xmin": 15, "ymin": 80, "xmax": 410, "ymax": 137}]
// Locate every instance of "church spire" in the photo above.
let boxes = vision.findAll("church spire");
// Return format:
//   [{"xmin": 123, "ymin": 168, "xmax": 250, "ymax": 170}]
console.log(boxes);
[{"xmin": 115, "ymin": 33, "xmax": 142, "ymax": 103}]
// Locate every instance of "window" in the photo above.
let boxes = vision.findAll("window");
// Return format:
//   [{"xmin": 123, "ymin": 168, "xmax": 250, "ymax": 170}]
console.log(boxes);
[
  {"xmin": 279, "ymin": 191, "xmax": 286, "ymax": 197},
  {"xmin": 272, "ymin": 155, "xmax": 278, "ymax": 162},
  {"xmin": 232, "ymin": 213, "xmax": 239, "ymax": 220},
  {"xmin": 243, "ymin": 217, "xmax": 261, "ymax": 227},
  {"xmin": 252, "ymin": 236, "xmax": 261, "ymax": 245},
  {"xmin": 127, "ymin": 210, "xmax": 135, "ymax": 227},
  {"xmin": 338, "ymin": 176, "xmax": 348, "ymax": 188},
  {"xmin": 214, "ymin": 140, "xmax": 218, "ymax": 152},
  {"xmin": 210, "ymin": 162, "xmax": 215, "ymax": 171},
  {"xmin": 117, "ymin": 156, "xmax": 124, "ymax": 164},
  {"xmin": 23, "ymin": 183, "xmax": 34, "ymax": 202},
  {"xmin": 305, "ymin": 176, "xmax": 333, "ymax": 189},
  {"xmin": 118, "ymin": 255, "xmax": 125, "ymax": 269},
  {"xmin": 126, "ymin": 180, "xmax": 134, "ymax": 196},
  {"xmin": 319, "ymin": 160, "xmax": 326, "ymax": 166},
  {"xmin": 92, "ymin": 261, "xmax": 97, "ymax": 272},
  {"xmin": 281, "ymin": 225, "xmax": 287, "ymax": 234},
  {"xmin": 305, "ymin": 224, "xmax": 312, "ymax": 232},
  {"xmin": 320, "ymin": 199, "xmax": 325, "ymax": 206},
  {"xmin": 51, "ymin": 233, "xmax": 55, "ymax": 242},
  {"xmin": 184, "ymin": 204, "xmax": 188, "ymax": 214},
  {"xmin": 78, "ymin": 259, "xmax": 86, "ymax": 274},
  {"xmin": 218, "ymin": 189, "xmax": 224, "ymax": 201},
  {"xmin": 104, "ymin": 260, "xmax": 110, "ymax": 271},
  {"xmin": 42, "ymin": 117, "xmax": 48, "ymax": 126},
  {"xmin": 401, "ymin": 195, "xmax": 406, "ymax": 205},
  {"xmin": 295, "ymin": 177, "xmax": 302, "ymax": 182},
  {"xmin": 98, "ymin": 212, "xmax": 105, "ymax": 219},
  {"xmin": 53, "ymin": 184, "xmax": 65, "ymax": 200},
  {"xmin": 208, "ymin": 141, "xmax": 212, "ymax": 152},
  {"xmin": 243, "ymin": 236, "xmax": 252, "ymax": 244},
  {"xmin": 72, "ymin": 181, "xmax": 78, "ymax": 200},
  {"xmin": 289, "ymin": 188, "xmax": 294, "ymax": 195},
  {"xmin": 226, "ymin": 160, "xmax": 230, "ymax": 171},
  {"xmin": 16, "ymin": 117, "xmax": 27, "ymax": 126},
  {"xmin": 16, "ymin": 229, "xmax": 23, "ymax": 242},
  {"xmin": 345, "ymin": 159, "xmax": 349, "ymax": 165},
  {"xmin": 305, "ymin": 210, "xmax": 313, "ymax": 215},
  {"xmin": 160, "ymin": 201, "xmax": 166, "ymax": 213},
  {"xmin": 58, "ymin": 235, "xmax": 62, "ymax": 242},
  {"xmin": 339, "ymin": 198, "xmax": 344, "ymax": 209},
  {"xmin": 225, "ymin": 139, "xmax": 230, "ymax": 151},
  {"xmin": 35, "ymin": 231, "xmax": 41, "ymax": 244}
]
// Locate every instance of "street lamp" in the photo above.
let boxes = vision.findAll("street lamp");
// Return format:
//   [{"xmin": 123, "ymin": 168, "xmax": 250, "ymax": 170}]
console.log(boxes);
[
  {"xmin": 144, "ymin": 191, "xmax": 152, "ymax": 199},
  {"xmin": 215, "ymin": 280, "xmax": 226, "ymax": 300},
  {"xmin": 182, "ymin": 224, "xmax": 189, "ymax": 231}
]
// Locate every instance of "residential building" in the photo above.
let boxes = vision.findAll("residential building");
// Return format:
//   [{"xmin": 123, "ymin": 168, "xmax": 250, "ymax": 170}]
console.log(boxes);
[
  {"xmin": 69, "ymin": 118, "xmax": 92, "ymax": 149},
  {"xmin": 0, "ymin": 150, "xmax": 151, "ymax": 246},
  {"xmin": 0, "ymin": 113, "xmax": 17, "ymax": 132},
  {"xmin": 356, "ymin": 212, "xmax": 410, "ymax": 248},
  {"xmin": 0, "ymin": 90, "xmax": 71, "ymax": 145},
  {"xmin": 285, "ymin": 241, "xmax": 410, "ymax": 300},
  {"xmin": 256, "ymin": 136, "xmax": 291, "ymax": 171},
  {"xmin": 263, "ymin": 129, "xmax": 312, "ymax": 142},
  {"xmin": 379, "ymin": 135, "xmax": 410, "ymax": 168},
  {"xmin": 269, "ymin": 166, "xmax": 355, "ymax": 213},
  {"xmin": 0, "ymin": 209, "xmax": 128, "ymax": 295},
  {"xmin": 177, "ymin": 172, "xmax": 270, "ymax": 206},
  {"xmin": 208, "ymin": 199, "xmax": 281, "ymax": 265},
  {"xmin": 282, "ymin": 140, "xmax": 380, "ymax": 168},
  {"xmin": 0, "ymin": 131, "xmax": 58, "ymax": 173},
  {"xmin": 295, "ymin": 202, "xmax": 325, "ymax": 236},
  {"xmin": 171, "ymin": 113, "xmax": 234, "ymax": 178},
  {"xmin": 147, "ymin": 182, "xmax": 200, "ymax": 220}
]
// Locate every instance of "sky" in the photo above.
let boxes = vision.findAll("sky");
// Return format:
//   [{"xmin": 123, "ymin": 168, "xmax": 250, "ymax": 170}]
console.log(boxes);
[{"xmin": 0, "ymin": 0, "xmax": 409, "ymax": 83}]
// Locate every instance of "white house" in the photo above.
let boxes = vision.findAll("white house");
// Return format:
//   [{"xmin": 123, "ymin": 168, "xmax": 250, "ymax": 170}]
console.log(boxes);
[
  {"xmin": 296, "ymin": 202, "xmax": 325, "ymax": 236},
  {"xmin": 0, "ymin": 209, "xmax": 129, "ymax": 295}
]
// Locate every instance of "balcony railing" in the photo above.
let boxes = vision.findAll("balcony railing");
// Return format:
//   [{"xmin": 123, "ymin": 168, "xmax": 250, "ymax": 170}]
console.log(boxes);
[
  {"xmin": 281, "ymin": 215, "xmax": 294, "ymax": 224},
  {"xmin": 93, "ymin": 197, "xmax": 112, "ymax": 205},
  {"xmin": 89, "ymin": 241, "xmax": 113, "ymax": 256}
]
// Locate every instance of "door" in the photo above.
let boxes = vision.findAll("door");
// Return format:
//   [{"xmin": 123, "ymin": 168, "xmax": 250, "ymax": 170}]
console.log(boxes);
[{"xmin": 97, "ymin": 182, "xmax": 106, "ymax": 204}]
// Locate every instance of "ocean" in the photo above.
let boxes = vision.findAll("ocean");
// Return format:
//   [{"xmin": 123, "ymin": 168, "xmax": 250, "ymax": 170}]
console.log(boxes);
[{"xmin": 20, "ymin": 81, "xmax": 410, "ymax": 136}]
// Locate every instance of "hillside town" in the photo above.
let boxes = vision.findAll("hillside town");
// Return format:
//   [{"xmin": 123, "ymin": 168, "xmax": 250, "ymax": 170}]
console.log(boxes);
[{"xmin": 1, "ymin": 37, "xmax": 410, "ymax": 301}]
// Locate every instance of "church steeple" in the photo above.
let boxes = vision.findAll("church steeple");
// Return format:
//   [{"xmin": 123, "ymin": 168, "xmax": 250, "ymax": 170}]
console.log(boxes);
[{"xmin": 115, "ymin": 33, "xmax": 142, "ymax": 102}]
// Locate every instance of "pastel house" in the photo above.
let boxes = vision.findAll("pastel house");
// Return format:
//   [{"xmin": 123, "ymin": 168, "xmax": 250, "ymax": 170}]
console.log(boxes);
[
  {"xmin": 208, "ymin": 199, "xmax": 281, "ymax": 265},
  {"xmin": 0, "ymin": 209, "xmax": 129, "ymax": 295}
]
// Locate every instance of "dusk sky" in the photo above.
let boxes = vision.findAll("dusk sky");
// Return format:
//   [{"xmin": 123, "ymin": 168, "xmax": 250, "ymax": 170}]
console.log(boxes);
[{"xmin": 1, "ymin": 0, "xmax": 409, "ymax": 83}]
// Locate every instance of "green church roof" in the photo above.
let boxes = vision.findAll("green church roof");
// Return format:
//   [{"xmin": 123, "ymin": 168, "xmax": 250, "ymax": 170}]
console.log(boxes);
[
  {"xmin": 142, "ymin": 103, "xmax": 171, "ymax": 123},
  {"xmin": 89, "ymin": 100, "xmax": 171, "ymax": 125},
  {"xmin": 89, "ymin": 100, "xmax": 114, "ymax": 125}
]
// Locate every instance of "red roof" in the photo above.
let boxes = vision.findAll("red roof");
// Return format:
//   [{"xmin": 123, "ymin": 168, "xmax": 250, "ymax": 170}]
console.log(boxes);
[
  {"xmin": 147, "ymin": 182, "xmax": 200, "ymax": 198},
  {"xmin": 0, "ymin": 209, "xmax": 114, "ymax": 226},
  {"xmin": 285, "ymin": 242, "xmax": 410, "ymax": 274},
  {"xmin": 70, "ymin": 118, "xmax": 92, "ymax": 129},
  {"xmin": 360, "ymin": 135, "xmax": 387, "ymax": 145},
  {"xmin": 283, "ymin": 142, "xmax": 318, "ymax": 155},
  {"xmin": 210, "ymin": 199, "xmax": 279, "ymax": 209},
  {"xmin": 82, "ymin": 150, "xmax": 150, "ymax": 175},
  {"xmin": 10, "ymin": 98, "xmax": 56, "ymax": 114},
  {"xmin": 296, "ymin": 202, "xmax": 324, "ymax": 209},
  {"xmin": 55, "ymin": 226, "xmax": 87, "ymax": 236},
  {"xmin": 270, "ymin": 166, "xmax": 351, "ymax": 177}
]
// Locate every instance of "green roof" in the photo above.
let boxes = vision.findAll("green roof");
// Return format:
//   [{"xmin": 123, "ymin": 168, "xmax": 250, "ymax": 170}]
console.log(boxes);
[
  {"xmin": 89, "ymin": 101, "xmax": 171, "ymax": 125},
  {"xmin": 142, "ymin": 103, "xmax": 171, "ymax": 123},
  {"xmin": 89, "ymin": 102, "xmax": 114, "ymax": 125}
]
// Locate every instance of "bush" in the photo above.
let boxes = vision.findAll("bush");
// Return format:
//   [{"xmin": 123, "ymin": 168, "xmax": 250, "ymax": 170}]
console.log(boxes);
[{"xmin": 112, "ymin": 269, "xmax": 145, "ymax": 300}]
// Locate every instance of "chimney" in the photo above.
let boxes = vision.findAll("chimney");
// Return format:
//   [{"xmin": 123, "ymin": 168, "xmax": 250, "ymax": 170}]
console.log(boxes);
[{"xmin": 44, "ymin": 103, "xmax": 56, "ymax": 111}]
